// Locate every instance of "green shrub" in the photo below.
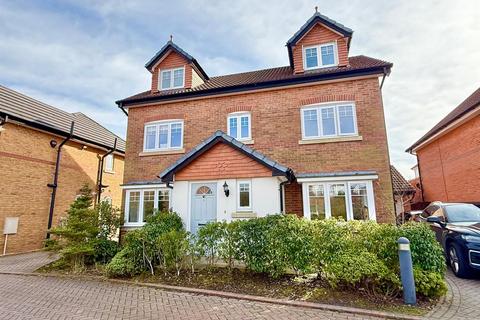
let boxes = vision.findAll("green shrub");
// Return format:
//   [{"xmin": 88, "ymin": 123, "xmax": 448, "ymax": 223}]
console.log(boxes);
[
  {"xmin": 93, "ymin": 238, "xmax": 120, "ymax": 265},
  {"xmin": 157, "ymin": 230, "xmax": 189, "ymax": 275},
  {"xmin": 105, "ymin": 249, "xmax": 137, "ymax": 277},
  {"xmin": 413, "ymin": 268, "xmax": 448, "ymax": 298},
  {"xmin": 106, "ymin": 210, "xmax": 184, "ymax": 277},
  {"xmin": 196, "ymin": 222, "xmax": 226, "ymax": 266}
]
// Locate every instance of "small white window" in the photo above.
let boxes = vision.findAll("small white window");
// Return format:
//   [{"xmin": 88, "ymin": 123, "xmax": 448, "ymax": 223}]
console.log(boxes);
[
  {"xmin": 237, "ymin": 181, "xmax": 251, "ymax": 211},
  {"xmin": 301, "ymin": 102, "xmax": 357, "ymax": 140},
  {"xmin": 303, "ymin": 42, "xmax": 338, "ymax": 70},
  {"xmin": 104, "ymin": 154, "xmax": 114, "ymax": 172},
  {"xmin": 143, "ymin": 120, "xmax": 184, "ymax": 152},
  {"xmin": 160, "ymin": 67, "xmax": 184, "ymax": 90},
  {"xmin": 125, "ymin": 189, "xmax": 171, "ymax": 226},
  {"xmin": 228, "ymin": 112, "xmax": 251, "ymax": 141}
]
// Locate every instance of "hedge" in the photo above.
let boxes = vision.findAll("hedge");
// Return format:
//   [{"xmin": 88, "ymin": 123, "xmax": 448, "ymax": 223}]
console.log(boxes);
[{"xmin": 106, "ymin": 212, "xmax": 447, "ymax": 298}]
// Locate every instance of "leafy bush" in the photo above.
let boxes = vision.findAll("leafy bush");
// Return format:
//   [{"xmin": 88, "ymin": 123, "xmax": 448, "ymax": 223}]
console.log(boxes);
[
  {"xmin": 107, "ymin": 213, "xmax": 447, "ymax": 298},
  {"xmin": 106, "ymin": 210, "xmax": 184, "ymax": 276},
  {"xmin": 413, "ymin": 268, "xmax": 448, "ymax": 298},
  {"xmin": 158, "ymin": 230, "xmax": 190, "ymax": 275}
]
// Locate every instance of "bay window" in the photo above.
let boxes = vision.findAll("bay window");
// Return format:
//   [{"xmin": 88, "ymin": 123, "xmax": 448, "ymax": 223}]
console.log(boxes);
[
  {"xmin": 303, "ymin": 180, "xmax": 375, "ymax": 221},
  {"xmin": 143, "ymin": 120, "xmax": 183, "ymax": 152},
  {"xmin": 301, "ymin": 102, "xmax": 357, "ymax": 140},
  {"xmin": 124, "ymin": 189, "xmax": 171, "ymax": 225}
]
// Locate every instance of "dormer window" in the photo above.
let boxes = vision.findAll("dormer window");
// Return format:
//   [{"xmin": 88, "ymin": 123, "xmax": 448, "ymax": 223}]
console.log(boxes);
[
  {"xmin": 160, "ymin": 67, "xmax": 185, "ymax": 90},
  {"xmin": 303, "ymin": 42, "xmax": 337, "ymax": 70}
]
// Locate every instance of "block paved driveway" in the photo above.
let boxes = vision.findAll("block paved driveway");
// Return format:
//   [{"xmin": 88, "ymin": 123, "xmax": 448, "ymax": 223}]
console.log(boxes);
[
  {"xmin": 426, "ymin": 269, "xmax": 480, "ymax": 320},
  {"xmin": 0, "ymin": 252, "xmax": 383, "ymax": 320}
]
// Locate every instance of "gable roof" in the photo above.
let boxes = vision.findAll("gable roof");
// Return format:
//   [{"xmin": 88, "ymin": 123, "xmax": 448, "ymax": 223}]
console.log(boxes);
[
  {"xmin": 159, "ymin": 130, "xmax": 294, "ymax": 182},
  {"xmin": 0, "ymin": 85, "xmax": 125, "ymax": 153},
  {"xmin": 144, "ymin": 41, "xmax": 209, "ymax": 80},
  {"xmin": 391, "ymin": 165, "xmax": 415, "ymax": 195},
  {"xmin": 407, "ymin": 87, "xmax": 480, "ymax": 152},
  {"xmin": 118, "ymin": 55, "xmax": 391, "ymax": 107},
  {"xmin": 286, "ymin": 12, "xmax": 353, "ymax": 68}
]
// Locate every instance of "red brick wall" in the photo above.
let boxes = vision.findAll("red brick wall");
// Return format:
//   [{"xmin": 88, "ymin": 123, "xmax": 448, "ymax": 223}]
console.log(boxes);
[
  {"xmin": 175, "ymin": 143, "xmax": 273, "ymax": 181},
  {"xmin": 292, "ymin": 23, "xmax": 349, "ymax": 74},
  {"xmin": 124, "ymin": 76, "xmax": 394, "ymax": 222},
  {"xmin": 284, "ymin": 182, "xmax": 303, "ymax": 216},
  {"xmin": 416, "ymin": 115, "xmax": 480, "ymax": 203},
  {"xmin": 150, "ymin": 50, "xmax": 193, "ymax": 92},
  {"xmin": 0, "ymin": 122, "xmax": 124, "ymax": 254}
]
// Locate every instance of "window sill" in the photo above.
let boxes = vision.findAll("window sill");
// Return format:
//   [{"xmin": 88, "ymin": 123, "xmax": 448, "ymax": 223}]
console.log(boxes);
[
  {"xmin": 122, "ymin": 223, "xmax": 145, "ymax": 228},
  {"xmin": 139, "ymin": 148, "xmax": 186, "ymax": 156},
  {"xmin": 232, "ymin": 211, "xmax": 256, "ymax": 218},
  {"xmin": 299, "ymin": 135, "xmax": 363, "ymax": 145},
  {"xmin": 103, "ymin": 170, "xmax": 115, "ymax": 175},
  {"xmin": 237, "ymin": 139, "xmax": 254, "ymax": 145}
]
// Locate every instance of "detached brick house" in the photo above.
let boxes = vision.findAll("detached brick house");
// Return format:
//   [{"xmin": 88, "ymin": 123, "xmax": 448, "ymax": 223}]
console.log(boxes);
[
  {"xmin": 117, "ymin": 11, "xmax": 395, "ymax": 233},
  {"xmin": 407, "ymin": 87, "xmax": 480, "ymax": 204},
  {"xmin": 0, "ymin": 85, "xmax": 125, "ymax": 254}
]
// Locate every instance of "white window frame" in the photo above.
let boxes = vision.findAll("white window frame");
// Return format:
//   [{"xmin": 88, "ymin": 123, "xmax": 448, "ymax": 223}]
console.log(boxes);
[
  {"xmin": 303, "ymin": 42, "xmax": 338, "ymax": 70},
  {"xmin": 143, "ymin": 119, "xmax": 184, "ymax": 152},
  {"xmin": 104, "ymin": 154, "xmax": 114, "ymax": 173},
  {"xmin": 302, "ymin": 180, "xmax": 376, "ymax": 221},
  {"xmin": 227, "ymin": 112, "xmax": 252, "ymax": 141},
  {"xmin": 124, "ymin": 188, "xmax": 172, "ymax": 226},
  {"xmin": 159, "ymin": 66, "xmax": 185, "ymax": 90},
  {"xmin": 237, "ymin": 180, "xmax": 252, "ymax": 211},
  {"xmin": 301, "ymin": 102, "xmax": 358, "ymax": 140}
]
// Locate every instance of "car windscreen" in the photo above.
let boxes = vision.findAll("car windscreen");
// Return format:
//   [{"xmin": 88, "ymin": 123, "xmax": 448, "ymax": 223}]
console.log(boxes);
[{"xmin": 445, "ymin": 204, "xmax": 480, "ymax": 223}]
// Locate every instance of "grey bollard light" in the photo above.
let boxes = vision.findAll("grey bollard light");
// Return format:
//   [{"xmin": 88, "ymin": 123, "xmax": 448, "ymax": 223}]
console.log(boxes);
[{"xmin": 398, "ymin": 237, "xmax": 416, "ymax": 305}]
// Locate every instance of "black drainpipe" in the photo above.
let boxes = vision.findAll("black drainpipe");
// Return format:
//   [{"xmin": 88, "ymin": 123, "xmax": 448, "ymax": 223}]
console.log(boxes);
[
  {"xmin": 279, "ymin": 179, "xmax": 291, "ymax": 213},
  {"xmin": 96, "ymin": 138, "xmax": 117, "ymax": 205},
  {"xmin": 46, "ymin": 121, "xmax": 74, "ymax": 239}
]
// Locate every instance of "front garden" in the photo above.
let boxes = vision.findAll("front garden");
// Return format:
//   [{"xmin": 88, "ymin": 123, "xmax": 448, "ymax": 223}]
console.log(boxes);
[{"xmin": 43, "ymin": 185, "xmax": 447, "ymax": 315}]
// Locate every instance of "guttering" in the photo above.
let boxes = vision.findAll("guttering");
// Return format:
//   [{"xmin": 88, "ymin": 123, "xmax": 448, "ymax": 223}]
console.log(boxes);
[
  {"xmin": 116, "ymin": 65, "xmax": 391, "ymax": 108},
  {"xmin": 379, "ymin": 67, "xmax": 389, "ymax": 90},
  {"xmin": 46, "ymin": 121, "xmax": 74, "ymax": 239},
  {"xmin": 96, "ymin": 138, "xmax": 117, "ymax": 205},
  {"xmin": 0, "ymin": 112, "xmax": 125, "ymax": 154},
  {"xmin": 117, "ymin": 101, "xmax": 128, "ymax": 116}
]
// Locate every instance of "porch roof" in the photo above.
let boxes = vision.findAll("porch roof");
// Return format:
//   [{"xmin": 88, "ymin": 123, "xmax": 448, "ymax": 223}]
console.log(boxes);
[{"xmin": 158, "ymin": 130, "xmax": 294, "ymax": 183}]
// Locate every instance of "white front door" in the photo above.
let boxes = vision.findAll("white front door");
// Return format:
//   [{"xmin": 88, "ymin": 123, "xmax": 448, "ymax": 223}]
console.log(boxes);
[{"xmin": 190, "ymin": 183, "xmax": 217, "ymax": 234}]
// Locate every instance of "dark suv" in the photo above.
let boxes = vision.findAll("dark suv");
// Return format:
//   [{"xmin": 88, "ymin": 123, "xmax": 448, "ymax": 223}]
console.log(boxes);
[{"xmin": 420, "ymin": 202, "xmax": 480, "ymax": 278}]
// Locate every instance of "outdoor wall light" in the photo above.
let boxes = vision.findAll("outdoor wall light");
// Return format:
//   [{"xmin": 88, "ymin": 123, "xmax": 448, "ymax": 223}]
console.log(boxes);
[
  {"xmin": 50, "ymin": 139, "xmax": 58, "ymax": 148},
  {"xmin": 223, "ymin": 181, "xmax": 230, "ymax": 197}
]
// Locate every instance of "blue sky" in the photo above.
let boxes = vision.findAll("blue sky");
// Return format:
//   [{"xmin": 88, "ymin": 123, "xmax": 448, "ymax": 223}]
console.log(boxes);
[{"xmin": 0, "ymin": 0, "xmax": 479, "ymax": 178}]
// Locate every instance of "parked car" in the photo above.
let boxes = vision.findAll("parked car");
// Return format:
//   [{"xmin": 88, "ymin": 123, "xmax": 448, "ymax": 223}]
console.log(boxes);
[{"xmin": 420, "ymin": 202, "xmax": 480, "ymax": 278}]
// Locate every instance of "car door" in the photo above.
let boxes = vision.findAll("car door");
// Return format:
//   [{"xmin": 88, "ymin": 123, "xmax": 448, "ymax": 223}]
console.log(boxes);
[{"xmin": 427, "ymin": 205, "xmax": 448, "ymax": 245}]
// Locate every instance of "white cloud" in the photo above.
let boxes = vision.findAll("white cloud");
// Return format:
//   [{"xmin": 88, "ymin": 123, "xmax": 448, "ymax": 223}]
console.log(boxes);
[{"xmin": 1, "ymin": 0, "xmax": 479, "ymax": 179}]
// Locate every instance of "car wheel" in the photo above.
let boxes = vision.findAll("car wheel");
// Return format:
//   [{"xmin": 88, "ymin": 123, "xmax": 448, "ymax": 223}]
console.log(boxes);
[{"xmin": 448, "ymin": 242, "xmax": 471, "ymax": 278}]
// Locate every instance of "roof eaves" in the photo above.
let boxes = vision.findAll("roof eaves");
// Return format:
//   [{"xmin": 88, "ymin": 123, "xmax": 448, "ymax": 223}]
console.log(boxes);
[{"xmin": 117, "ymin": 64, "xmax": 389, "ymax": 107}]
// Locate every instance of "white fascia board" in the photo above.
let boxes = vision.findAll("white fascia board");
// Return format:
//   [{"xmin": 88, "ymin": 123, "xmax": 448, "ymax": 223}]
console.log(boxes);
[
  {"xmin": 297, "ymin": 174, "xmax": 378, "ymax": 183},
  {"xmin": 121, "ymin": 183, "xmax": 167, "ymax": 190}
]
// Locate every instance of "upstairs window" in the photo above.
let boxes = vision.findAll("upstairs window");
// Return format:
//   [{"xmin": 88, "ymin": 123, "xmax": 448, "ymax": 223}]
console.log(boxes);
[
  {"xmin": 144, "ymin": 120, "xmax": 183, "ymax": 152},
  {"xmin": 227, "ymin": 112, "xmax": 251, "ymax": 141},
  {"xmin": 301, "ymin": 102, "xmax": 357, "ymax": 140},
  {"xmin": 160, "ymin": 67, "xmax": 184, "ymax": 90},
  {"xmin": 303, "ymin": 42, "xmax": 337, "ymax": 70}
]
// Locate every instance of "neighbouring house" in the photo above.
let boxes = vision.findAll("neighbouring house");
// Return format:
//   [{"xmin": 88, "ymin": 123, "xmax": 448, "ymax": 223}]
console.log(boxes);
[
  {"xmin": 406, "ymin": 87, "xmax": 480, "ymax": 205},
  {"xmin": 390, "ymin": 165, "xmax": 415, "ymax": 218},
  {"xmin": 0, "ymin": 85, "xmax": 125, "ymax": 254},
  {"xmin": 116, "ymin": 10, "xmax": 395, "ymax": 235}
]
